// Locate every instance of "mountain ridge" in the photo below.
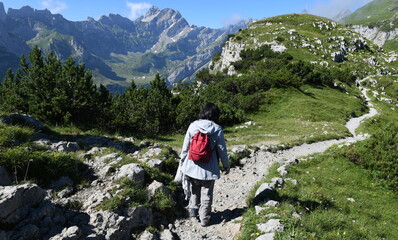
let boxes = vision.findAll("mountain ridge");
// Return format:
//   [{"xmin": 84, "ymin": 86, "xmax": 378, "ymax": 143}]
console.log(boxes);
[{"xmin": 0, "ymin": 3, "xmax": 253, "ymax": 93}]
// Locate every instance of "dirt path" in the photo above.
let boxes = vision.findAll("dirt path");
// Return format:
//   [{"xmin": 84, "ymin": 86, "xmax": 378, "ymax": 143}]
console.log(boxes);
[{"xmin": 172, "ymin": 86, "xmax": 377, "ymax": 240}]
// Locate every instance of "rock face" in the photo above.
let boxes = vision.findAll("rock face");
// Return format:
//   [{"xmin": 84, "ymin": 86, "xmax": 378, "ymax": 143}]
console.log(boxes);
[
  {"xmin": 0, "ymin": 5, "xmax": 253, "ymax": 91},
  {"xmin": 0, "ymin": 184, "xmax": 46, "ymax": 224},
  {"xmin": 350, "ymin": 25, "xmax": 398, "ymax": 47}
]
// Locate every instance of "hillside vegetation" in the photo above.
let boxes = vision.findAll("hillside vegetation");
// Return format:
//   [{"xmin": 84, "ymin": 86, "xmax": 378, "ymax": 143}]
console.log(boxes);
[
  {"xmin": 212, "ymin": 14, "xmax": 396, "ymax": 77},
  {"xmin": 342, "ymin": 0, "xmax": 398, "ymax": 29}
]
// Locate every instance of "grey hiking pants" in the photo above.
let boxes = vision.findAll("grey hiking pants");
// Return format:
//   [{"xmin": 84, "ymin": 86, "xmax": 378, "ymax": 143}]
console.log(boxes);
[{"xmin": 187, "ymin": 176, "xmax": 215, "ymax": 224}]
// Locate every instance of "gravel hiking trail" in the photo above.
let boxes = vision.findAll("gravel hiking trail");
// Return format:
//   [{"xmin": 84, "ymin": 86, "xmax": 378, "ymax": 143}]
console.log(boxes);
[{"xmin": 172, "ymin": 85, "xmax": 377, "ymax": 240}]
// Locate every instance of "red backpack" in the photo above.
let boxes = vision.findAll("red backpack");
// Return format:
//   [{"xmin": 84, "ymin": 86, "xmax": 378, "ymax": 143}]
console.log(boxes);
[{"xmin": 188, "ymin": 131, "xmax": 213, "ymax": 163}]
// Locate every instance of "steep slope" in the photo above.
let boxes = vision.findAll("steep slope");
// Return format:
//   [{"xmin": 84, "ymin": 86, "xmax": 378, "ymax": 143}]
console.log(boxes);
[
  {"xmin": 211, "ymin": 14, "xmax": 396, "ymax": 77},
  {"xmin": 0, "ymin": 5, "xmax": 252, "ymax": 93},
  {"xmin": 341, "ymin": 0, "xmax": 398, "ymax": 51}
]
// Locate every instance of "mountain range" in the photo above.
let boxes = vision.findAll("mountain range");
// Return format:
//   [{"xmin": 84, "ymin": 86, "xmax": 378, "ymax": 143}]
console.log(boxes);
[{"xmin": 0, "ymin": 2, "xmax": 252, "ymax": 93}]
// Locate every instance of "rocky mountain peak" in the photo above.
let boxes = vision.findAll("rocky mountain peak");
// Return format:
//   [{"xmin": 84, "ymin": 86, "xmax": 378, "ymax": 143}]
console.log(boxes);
[
  {"xmin": 8, "ymin": 5, "xmax": 53, "ymax": 20},
  {"xmin": 144, "ymin": 5, "xmax": 160, "ymax": 18},
  {"xmin": 0, "ymin": 2, "xmax": 6, "ymax": 22}
]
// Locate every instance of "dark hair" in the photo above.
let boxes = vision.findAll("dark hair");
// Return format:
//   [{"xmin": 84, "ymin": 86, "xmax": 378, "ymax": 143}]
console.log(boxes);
[{"xmin": 199, "ymin": 102, "xmax": 220, "ymax": 123}]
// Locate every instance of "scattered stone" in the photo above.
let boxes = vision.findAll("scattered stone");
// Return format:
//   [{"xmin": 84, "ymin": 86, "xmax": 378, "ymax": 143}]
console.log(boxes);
[
  {"xmin": 256, "ymin": 233, "xmax": 275, "ymax": 240},
  {"xmin": 265, "ymin": 200, "xmax": 280, "ymax": 208},
  {"xmin": 160, "ymin": 229, "xmax": 174, "ymax": 240},
  {"xmin": 277, "ymin": 165, "xmax": 288, "ymax": 177},
  {"xmin": 147, "ymin": 158, "xmax": 164, "ymax": 170},
  {"xmin": 49, "ymin": 226, "xmax": 82, "ymax": 240},
  {"xmin": 255, "ymin": 206, "xmax": 267, "ymax": 215},
  {"xmin": 147, "ymin": 180, "xmax": 170, "ymax": 199},
  {"xmin": 270, "ymin": 177, "xmax": 284, "ymax": 189},
  {"xmin": 52, "ymin": 141, "xmax": 80, "ymax": 152},
  {"xmin": 253, "ymin": 183, "xmax": 277, "ymax": 205},
  {"xmin": 57, "ymin": 186, "xmax": 74, "ymax": 198},
  {"xmin": 256, "ymin": 219, "xmax": 284, "ymax": 233},
  {"xmin": 96, "ymin": 153, "xmax": 122, "ymax": 164},
  {"xmin": 116, "ymin": 163, "xmax": 145, "ymax": 186},
  {"xmin": 138, "ymin": 230, "xmax": 158, "ymax": 240},
  {"xmin": 347, "ymin": 198, "xmax": 356, "ymax": 203},
  {"xmin": 125, "ymin": 206, "xmax": 153, "ymax": 229}
]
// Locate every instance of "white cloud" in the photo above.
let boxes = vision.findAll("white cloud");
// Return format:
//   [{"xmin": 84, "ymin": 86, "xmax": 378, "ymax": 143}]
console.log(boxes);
[
  {"xmin": 311, "ymin": 0, "xmax": 372, "ymax": 18},
  {"xmin": 40, "ymin": 0, "xmax": 67, "ymax": 14},
  {"xmin": 126, "ymin": 2, "xmax": 152, "ymax": 20},
  {"xmin": 222, "ymin": 14, "xmax": 243, "ymax": 27}
]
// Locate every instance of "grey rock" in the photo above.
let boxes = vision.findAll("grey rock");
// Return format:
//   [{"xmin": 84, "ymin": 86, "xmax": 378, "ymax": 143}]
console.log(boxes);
[
  {"xmin": 0, "ymin": 184, "xmax": 46, "ymax": 224},
  {"xmin": 52, "ymin": 141, "xmax": 80, "ymax": 152},
  {"xmin": 160, "ymin": 229, "xmax": 174, "ymax": 240},
  {"xmin": 49, "ymin": 226, "xmax": 82, "ymax": 240},
  {"xmin": 147, "ymin": 159, "xmax": 164, "ymax": 170},
  {"xmin": 96, "ymin": 153, "xmax": 122, "ymax": 164},
  {"xmin": 0, "ymin": 114, "xmax": 46, "ymax": 131},
  {"xmin": 0, "ymin": 166, "xmax": 12, "ymax": 186},
  {"xmin": 139, "ymin": 230, "xmax": 158, "ymax": 240},
  {"xmin": 87, "ymin": 146, "xmax": 104, "ymax": 155},
  {"xmin": 256, "ymin": 233, "xmax": 275, "ymax": 240},
  {"xmin": 270, "ymin": 177, "xmax": 284, "ymax": 189},
  {"xmin": 147, "ymin": 180, "xmax": 170, "ymax": 199},
  {"xmin": 57, "ymin": 186, "xmax": 74, "ymax": 198},
  {"xmin": 253, "ymin": 183, "xmax": 277, "ymax": 205},
  {"xmin": 125, "ymin": 206, "xmax": 153, "ymax": 229},
  {"xmin": 116, "ymin": 163, "xmax": 145, "ymax": 186},
  {"xmin": 90, "ymin": 211, "xmax": 134, "ymax": 240},
  {"xmin": 256, "ymin": 219, "xmax": 284, "ymax": 233},
  {"xmin": 277, "ymin": 166, "xmax": 288, "ymax": 177},
  {"xmin": 265, "ymin": 200, "xmax": 280, "ymax": 208},
  {"xmin": 255, "ymin": 206, "xmax": 267, "ymax": 215}
]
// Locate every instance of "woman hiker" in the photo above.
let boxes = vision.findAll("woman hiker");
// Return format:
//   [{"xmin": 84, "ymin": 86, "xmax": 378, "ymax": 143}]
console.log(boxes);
[{"xmin": 177, "ymin": 102, "xmax": 230, "ymax": 227}]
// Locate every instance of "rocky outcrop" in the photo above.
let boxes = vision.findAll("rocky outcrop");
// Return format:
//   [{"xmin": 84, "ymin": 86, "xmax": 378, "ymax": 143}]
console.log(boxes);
[
  {"xmin": 0, "ymin": 113, "xmax": 46, "ymax": 131},
  {"xmin": 0, "ymin": 114, "xmax": 180, "ymax": 239},
  {"xmin": 0, "ymin": 184, "xmax": 46, "ymax": 225},
  {"xmin": 350, "ymin": 25, "xmax": 398, "ymax": 47}
]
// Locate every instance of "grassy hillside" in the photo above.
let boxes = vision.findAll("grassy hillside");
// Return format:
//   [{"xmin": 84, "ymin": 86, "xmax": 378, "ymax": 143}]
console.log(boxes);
[
  {"xmin": 213, "ymin": 14, "xmax": 396, "ymax": 77},
  {"xmin": 342, "ymin": 0, "xmax": 398, "ymax": 28}
]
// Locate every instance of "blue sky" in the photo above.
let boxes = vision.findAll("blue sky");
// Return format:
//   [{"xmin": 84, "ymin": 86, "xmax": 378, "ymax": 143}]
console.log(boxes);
[{"xmin": 0, "ymin": 0, "xmax": 372, "ymax": 28}]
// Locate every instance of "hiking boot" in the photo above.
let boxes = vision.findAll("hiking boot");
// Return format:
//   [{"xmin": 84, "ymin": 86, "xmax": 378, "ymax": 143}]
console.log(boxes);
[{"xmin": 189, "ymin": 208, "xmax": 198, "ymax": 218}]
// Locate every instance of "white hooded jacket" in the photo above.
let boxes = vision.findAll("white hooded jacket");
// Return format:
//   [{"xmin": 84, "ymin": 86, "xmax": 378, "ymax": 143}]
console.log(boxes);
[{"xmin": 180, "ymin": 119, "xmax": 229, "ymax": 180}]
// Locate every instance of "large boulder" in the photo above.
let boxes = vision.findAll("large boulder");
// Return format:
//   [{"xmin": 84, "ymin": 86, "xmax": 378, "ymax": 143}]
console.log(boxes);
[
  {"xmin": 0, "ymin": 114, "xmax": 46, "ymax": 131},
  {"xmin": 0, "ymin": 184, "xmax": 46, "ymax": 224},
  {"xmin": 253, "ymin": 183, "xmax": 278, "ymax": 205},
  {"xmin": 116, "ymin": 163, "xmax": 145, "ymax": 186},
  {"xmin": 147, "ymin": 180, "xmax": 170, "ymax": 199},
  {"xmin": 125, "ymin": 206, "xmax": 153, "ymax": 229},
  {"xmin": 89, "ymin": 211, "xmax": 135, "ymax": 239}
]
